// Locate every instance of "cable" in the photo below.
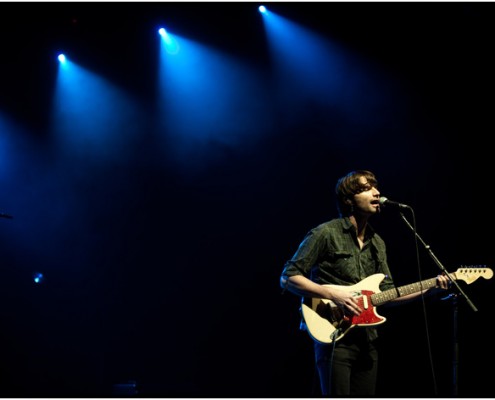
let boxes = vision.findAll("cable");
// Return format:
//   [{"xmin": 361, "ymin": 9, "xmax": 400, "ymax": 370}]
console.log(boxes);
[{"xmin": 400, "ymin": 208, "xmax": 438, "ymax": 395}]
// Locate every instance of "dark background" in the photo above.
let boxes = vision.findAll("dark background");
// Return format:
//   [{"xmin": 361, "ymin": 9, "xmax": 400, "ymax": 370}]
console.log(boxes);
[{"xmin": 0, "ymin": 2, "xmax": 493, "ymax": 397}]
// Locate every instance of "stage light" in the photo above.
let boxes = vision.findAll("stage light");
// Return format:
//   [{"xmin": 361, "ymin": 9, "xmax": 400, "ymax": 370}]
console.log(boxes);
[
  {"xmin": 158, "ymin": 27, "xmax": 180, "ymax": 54},
  {"xmin": 57, "ymin": 53, "xmax": 66, "ymax": 63},
  {"xmin": 259, "ymin": 5, "xmax": 267, "ymax": 13},
  {"xmin": 33, "ymin": 272, "xmax": 44, "ymax": 284}
]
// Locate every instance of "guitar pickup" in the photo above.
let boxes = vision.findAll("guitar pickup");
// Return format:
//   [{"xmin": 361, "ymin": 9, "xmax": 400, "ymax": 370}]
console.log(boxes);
[{"xmin": 352, "ymin": 291, "xmax": 369, "ymax": 310}]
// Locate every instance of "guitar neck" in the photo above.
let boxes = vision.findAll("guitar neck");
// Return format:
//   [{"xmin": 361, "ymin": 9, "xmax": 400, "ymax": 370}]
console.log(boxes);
[{"xmin": 372, "ymin": 277, "xmax": 438, "ymax": 306}]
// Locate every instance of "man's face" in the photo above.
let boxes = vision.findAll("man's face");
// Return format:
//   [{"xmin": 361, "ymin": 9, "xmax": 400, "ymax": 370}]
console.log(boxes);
[{"xmin": 353, "ymin": 177, "xmax": 381, "ymax": 215}]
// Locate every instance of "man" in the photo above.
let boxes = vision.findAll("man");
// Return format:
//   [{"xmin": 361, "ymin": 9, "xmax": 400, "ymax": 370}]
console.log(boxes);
[{"xmin": 280, "ymin": 170, "xmax": 449, "ymax": 396}]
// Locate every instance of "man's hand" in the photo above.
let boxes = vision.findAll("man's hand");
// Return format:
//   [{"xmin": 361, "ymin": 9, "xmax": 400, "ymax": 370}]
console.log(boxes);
[
  {"xmin": 328, "ymin": 288, "xmax": 362, "ymax": 316},
  {"xmin": 436, "ymin": 274, "xmax": 450, "ymax": 289}
]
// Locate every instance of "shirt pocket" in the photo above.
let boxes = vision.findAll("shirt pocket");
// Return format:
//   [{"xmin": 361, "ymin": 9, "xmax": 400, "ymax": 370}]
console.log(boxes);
[{"xmin": 326, "ymin": 250, "xmax": 353, "ymax": 274}]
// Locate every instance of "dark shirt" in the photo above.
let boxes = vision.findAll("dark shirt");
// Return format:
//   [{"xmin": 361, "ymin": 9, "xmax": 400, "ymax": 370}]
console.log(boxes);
[{"xmin": 281, "ymin": 217, "xmax": 396, "ymax": 341}]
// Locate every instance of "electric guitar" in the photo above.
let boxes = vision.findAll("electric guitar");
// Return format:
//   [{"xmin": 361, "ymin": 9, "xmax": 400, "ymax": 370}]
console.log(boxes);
[{"xmin": 301, "ymin": 267, "xmax": 493, "ymax": 344}]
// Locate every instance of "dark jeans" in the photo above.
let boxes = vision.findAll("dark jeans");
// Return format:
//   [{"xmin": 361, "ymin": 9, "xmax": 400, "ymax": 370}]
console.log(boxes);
[{"xmin": 314, "ymin": 329, "xmax": 378, "ymax": 397}]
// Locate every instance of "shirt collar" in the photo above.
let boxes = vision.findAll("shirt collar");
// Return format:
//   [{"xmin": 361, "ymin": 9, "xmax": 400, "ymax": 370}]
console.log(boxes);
[{"xmin": 342, "ymin": 216, "xmax": 376, "ymax": 240}]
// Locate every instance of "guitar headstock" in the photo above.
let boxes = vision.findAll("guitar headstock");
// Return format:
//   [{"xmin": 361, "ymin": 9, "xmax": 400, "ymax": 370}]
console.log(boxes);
[{"xmin": 452, "ymin": 265, "xmax": 493, "ymax": 284}]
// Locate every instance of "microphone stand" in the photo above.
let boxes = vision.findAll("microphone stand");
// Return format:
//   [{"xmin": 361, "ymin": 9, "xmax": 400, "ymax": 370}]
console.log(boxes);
[{"xmin": 399, "ymin": 211, "xmax": 477, "ymax": 397}]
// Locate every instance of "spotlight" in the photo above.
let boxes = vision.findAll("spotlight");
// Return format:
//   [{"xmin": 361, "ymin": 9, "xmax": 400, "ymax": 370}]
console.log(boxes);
[
  {"xmin": 33, "ymin": 272, "xmax": 44, "ymax": 284},
  {"xmin": 158, "ymin": 27, "xmax": 180, "ymax": 54},
  {"xmin": 57, "ymin": 53, "xmax": 66, "ymax": 63},
  {"xmin": 259, "ymin": 5, "xmax": 267, "ymax": 13}
]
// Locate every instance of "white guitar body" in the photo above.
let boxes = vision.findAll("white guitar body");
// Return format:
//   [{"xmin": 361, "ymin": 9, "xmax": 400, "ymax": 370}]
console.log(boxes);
[{"xmin": 301, "ymin": 274, "xmax": 386, "ymax": 344}]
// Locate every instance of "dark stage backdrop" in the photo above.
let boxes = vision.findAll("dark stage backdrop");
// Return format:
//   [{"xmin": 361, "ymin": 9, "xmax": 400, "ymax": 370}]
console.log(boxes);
[{"xmin": 0, "ymin": 2, "xmax": 492, "ymax": 397}]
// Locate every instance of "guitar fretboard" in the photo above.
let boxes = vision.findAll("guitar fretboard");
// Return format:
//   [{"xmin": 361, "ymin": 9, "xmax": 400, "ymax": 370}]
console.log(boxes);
[{"xmin": 371, "ymin": 277, "xmax": 437, "ymax": 306}]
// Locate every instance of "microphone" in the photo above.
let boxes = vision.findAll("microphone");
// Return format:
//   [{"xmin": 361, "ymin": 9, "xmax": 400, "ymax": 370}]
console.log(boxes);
[{"xmin": 379, "ymin": 197, "xmax": 410, "ymax": 209}]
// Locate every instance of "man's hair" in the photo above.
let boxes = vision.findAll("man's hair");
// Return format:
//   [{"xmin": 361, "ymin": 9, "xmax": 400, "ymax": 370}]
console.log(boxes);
[{"xmin": 335, "ymin": 170, "xmax": 378, "ymax": 217}]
